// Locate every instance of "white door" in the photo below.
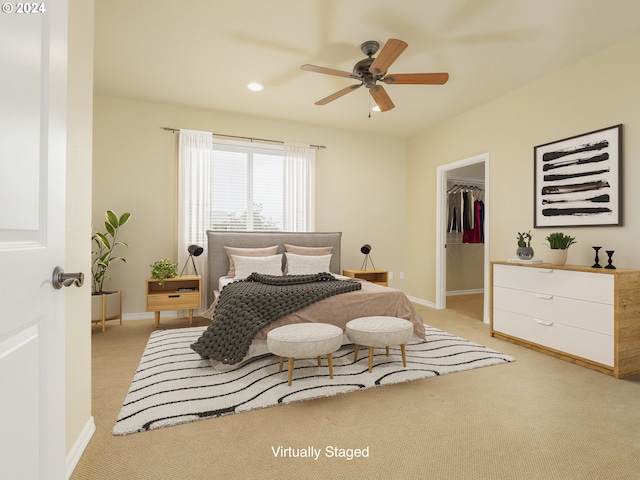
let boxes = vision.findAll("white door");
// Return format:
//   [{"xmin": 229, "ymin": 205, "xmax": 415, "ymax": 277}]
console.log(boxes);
[{"xmin": 0, "ymin": 3, "xmax": 68, "ymax": 479}]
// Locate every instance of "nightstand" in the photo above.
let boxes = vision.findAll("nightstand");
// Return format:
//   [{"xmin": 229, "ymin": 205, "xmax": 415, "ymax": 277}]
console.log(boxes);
[
  {"xmin": 145, "ymin": 275, "xmax": 202, "ymax": 326},
  {"xmin": 342, "ymin": 269, "xmax": 389, "ymax": 287}
]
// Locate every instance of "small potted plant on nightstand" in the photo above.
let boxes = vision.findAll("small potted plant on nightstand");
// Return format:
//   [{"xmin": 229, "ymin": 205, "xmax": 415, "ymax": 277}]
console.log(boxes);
[
  {"xmin": 150, "ymin": 259, "xmax": 178, "ymax": 287},
  {"xmin": 516, "ymin": 231, "xmax": 534, "ymax": 260},
  {"xmin": 91, "ymin": 210, "xmax": 131, "ymax": 331},
  {"xmin": 545, "ymin": 232, "xmax": 576, "ymax": 266}
]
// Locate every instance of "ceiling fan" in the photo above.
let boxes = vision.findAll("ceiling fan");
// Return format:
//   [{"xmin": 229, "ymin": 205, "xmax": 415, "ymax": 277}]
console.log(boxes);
[{"xmin": 301, "ymin": 38, "xmax": 449, "ymax": 112}]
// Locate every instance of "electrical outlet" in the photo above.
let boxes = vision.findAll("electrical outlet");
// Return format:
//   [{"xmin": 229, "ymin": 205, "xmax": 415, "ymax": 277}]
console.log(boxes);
[
  {"xmin": 388, "ymin": 271, "xmax": 394, "ymax": 280},
  {"xmin": 400, "ymin": 272, "xmax": 405, "ymax": 280}
]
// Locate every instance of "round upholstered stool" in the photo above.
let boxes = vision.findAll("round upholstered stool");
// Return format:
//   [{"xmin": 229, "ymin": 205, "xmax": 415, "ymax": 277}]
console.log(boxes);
[
  {"xmin": 267, "ymin": 323, "xmax": 343, "ymax": 386},
  {"xmin": 346, "ymin": 316, "xmax": 414, "ymax": 372}
]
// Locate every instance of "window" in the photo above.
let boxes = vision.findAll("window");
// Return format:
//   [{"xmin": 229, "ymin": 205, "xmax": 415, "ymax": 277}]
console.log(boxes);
[
  {"xmin": 210, "ymin": 143, "xmax": 287, "ymax": 231},
  {"xmin": 178, "ymin": 132, "xmax": 315, "ymax": 250}
]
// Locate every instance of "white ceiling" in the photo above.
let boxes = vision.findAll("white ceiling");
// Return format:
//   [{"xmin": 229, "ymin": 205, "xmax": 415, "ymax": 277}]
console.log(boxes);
[{"xmin": 94, "ymin": 0, "xmax": 640, "ymax": 138}]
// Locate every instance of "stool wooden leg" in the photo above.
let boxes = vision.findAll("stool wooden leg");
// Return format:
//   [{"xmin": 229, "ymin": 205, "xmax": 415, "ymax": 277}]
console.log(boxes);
[
  {"xmin": 287, "ymin": 358, "xmax": 294, "ymax": 386},
  {"xmin": 400, "ymin": 344, "xmax": 407, "ymax": 367},
  {"xmin": 317, "ymin": 356, "xmax": 321, "ymax": 366},
  {"xmin": 368, "ymin": 346, "xmax": 374, "ymax": 372},
  {"xmin": 327, "ymin": 353, "xmax": 334, "ymax": 379},
  {"xmin": 386, "ymin": 346, "xmax": 390, "ymax": 356},
  {"xmin": 353, "ymin": 344, "xmax": 359, "ymax": 362},
  {"xmin": 278, "ymin": 357, "xmax": 284, "ymax": 372}
]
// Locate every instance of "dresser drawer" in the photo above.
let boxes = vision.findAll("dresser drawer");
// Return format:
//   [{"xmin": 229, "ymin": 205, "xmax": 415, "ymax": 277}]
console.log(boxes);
[
  {"xmin": 146, "ymin": 292, "xmax": 200, "ymax": 311},
  {"xmin": 493, "ymin": 286, "xmax": 613, "ymax": 335},
  {"xmin": 493, "ymin": 309, "xmax": 614, "ymax": 366},
  {"xmin": 493, "ymin": 264, "xmax": 613, "ymax": 304}
]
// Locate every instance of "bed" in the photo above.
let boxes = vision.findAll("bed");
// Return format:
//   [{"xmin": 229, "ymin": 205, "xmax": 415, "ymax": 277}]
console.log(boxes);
[{"xmin": 195, "ymin": 230, "xmax": 426, "ymax": 368}]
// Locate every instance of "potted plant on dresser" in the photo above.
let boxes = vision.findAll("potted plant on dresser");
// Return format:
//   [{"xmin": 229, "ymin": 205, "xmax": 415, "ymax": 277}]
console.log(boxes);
[
  {"xmin": 545, "ymin": 232, "xmax": 576, "ymax": 266},
  {"xmin": 91, "ymin": 210, "xmax": 131, "ymax": 331},
  {"xmin": 516, "ymin": 231, "xmax": 534, "ymax": 260}
]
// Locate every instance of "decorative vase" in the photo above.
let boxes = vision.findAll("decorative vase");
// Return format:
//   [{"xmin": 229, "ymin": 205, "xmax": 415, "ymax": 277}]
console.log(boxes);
[
  {"xmin": 548, "ymin": 249, "xmax": 568, "ymax": 266},
  {"xmin": 516, "ymin": 246, "xmax": 534, "ymax": 260}
]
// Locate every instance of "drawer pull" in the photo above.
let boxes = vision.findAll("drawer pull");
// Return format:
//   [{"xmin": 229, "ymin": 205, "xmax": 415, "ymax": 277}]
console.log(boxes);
[
  {"xmin": 169, "ymin": 294, "xmax": 180, "ymax": 298},
  {"xmin": 536, "ymin": 269, "xmax": 554, "ymax": 274},
  {"xmin": 535, "ymin": 319, "xmax": 554, "ymax": 326},
  {"xmin": 534, "ymin": 293, "xmax": 554, "ymax": 300}
]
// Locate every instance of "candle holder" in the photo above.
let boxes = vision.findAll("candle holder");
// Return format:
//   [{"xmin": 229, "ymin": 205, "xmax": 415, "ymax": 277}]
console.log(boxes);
[
  {"xmin": 592, "ymin": 246, "xmax": 602, "ymax": 268},
  {"xmin": 604, "ymin": 250, "xmax": 616, "ymax": 270}
]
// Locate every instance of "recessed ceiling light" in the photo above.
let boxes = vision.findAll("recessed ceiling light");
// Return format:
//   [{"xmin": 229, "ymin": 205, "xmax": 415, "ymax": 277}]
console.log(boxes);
[{"xmin": 247, "ymin": 83, "xmax": 263, "ymax": 91}]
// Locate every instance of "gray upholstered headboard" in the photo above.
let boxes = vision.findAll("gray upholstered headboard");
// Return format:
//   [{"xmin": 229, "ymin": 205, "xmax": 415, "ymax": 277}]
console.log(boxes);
[{"xmin": 206, "ymin": 231, "xmax": 342, "ymax": 306}]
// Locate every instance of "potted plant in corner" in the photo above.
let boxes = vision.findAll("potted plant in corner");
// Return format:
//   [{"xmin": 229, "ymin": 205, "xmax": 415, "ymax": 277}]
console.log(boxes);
[
  {"xmin": 516, "ymin": 231, "xmax": 534, "ymax": 260},
  {"xmin": 91, "ymin": 210, "xmax": 131, "ymax": 331},
  {"xmin": 545, "ymin": 232, "xmax": 576, "ymax": 266}
]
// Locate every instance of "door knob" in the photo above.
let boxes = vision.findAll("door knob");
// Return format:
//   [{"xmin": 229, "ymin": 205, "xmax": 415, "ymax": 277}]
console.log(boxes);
[{"xmin": 52, "ymin": 266, "xmax": 84, "ymax": 289}]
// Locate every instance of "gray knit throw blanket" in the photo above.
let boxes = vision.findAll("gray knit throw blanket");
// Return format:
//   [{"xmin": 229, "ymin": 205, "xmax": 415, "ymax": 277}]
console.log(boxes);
[{"xmin": 190, "ymin": 272, "xmax": 362, "ymax": 364}]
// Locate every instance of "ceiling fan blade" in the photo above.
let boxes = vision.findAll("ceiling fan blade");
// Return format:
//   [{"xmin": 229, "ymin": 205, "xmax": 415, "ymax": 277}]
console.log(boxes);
[
  {"xmin": 382, "ymin": 72, "xmax": 449, "ymax": 85},
  {"xmin": 369, "ymin": 39, "xmax": 408, "ymax": 76},
  {"xmin": 369, "ymin": 85, "xmax": 395, "ymax": 112},
  {"xmin": 315, "ymin": 84, "xmax": 362, "ymax": 105},
  {"xmin": 301, "ymin": 64, "xmax": 361, "ymax": 80}
]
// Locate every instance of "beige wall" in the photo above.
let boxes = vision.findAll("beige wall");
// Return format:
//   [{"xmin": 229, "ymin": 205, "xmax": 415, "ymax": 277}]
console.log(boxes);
[
  {"xmin": 66, "ymin": 0, "xmax": 94, "ymax": 460},
  {"xmin": 92, "ymin": 96, "xmax": 408, "ymax": 314},
  {"xmin": 406, "ymin": 34, "xmax": 640, "ymax": 302},
  {"xmin": 446, "ymin": 244, "xmax": 484, "ymax": 292}
]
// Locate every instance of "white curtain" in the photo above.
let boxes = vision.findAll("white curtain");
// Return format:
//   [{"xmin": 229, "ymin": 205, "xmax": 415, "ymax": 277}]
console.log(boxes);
[
  {"xmin": 283, "ymin": 142, "xmax": 316, "ymax": 232},
  {"xmin": 178, "ymin": 129, "xmax": 213, "ymax": 311}
]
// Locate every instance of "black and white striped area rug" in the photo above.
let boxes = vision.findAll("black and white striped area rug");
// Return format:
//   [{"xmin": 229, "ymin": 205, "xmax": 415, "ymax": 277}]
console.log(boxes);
[{"xmin": 113, "ymin": 325, "xmax": 514, "ymax": 435}]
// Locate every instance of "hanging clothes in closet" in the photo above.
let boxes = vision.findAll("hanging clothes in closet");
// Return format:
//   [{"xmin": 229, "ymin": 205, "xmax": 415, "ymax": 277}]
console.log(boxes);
[{"xmin": 447, "ymin": 184, "xmax": 484, "ymax": 244}]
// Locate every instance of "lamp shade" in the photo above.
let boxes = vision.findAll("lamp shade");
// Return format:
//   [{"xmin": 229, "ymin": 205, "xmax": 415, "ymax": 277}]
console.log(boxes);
[
  {"xmin": 360, "ymin": 244, "xmax": 371, "ymax": 255},
  {"xmin": 188, "ymin": 244, "xmax": 204, "ymax": 256}
]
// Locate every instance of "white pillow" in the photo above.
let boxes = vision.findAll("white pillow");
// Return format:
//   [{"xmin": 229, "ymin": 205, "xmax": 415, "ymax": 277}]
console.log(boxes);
[
  {"xmin": 285, "ymin": 252, "xmax": 332, "ymax": 275},
  {"xmin": 231, "ymin": 254, "xmax": 283, "ymax": 279}
]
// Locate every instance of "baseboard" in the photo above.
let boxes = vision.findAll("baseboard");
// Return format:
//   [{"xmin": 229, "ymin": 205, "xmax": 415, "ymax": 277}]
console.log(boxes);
[
  {"xmin": 407, "ymin": 296, "xmax": 437, "ymax": 309},
  {"xmin": 123, "ymin": 312, "xmax": 178, "ymax": 321},
  {"xmin": 66, "ymin": 416, "xmax": 95, "ymax": 479},
  {"xmin": 124, "ymin": 309, "xmax": 206, "ymax": 322},
  {"xmin": 446, "ymin": 289, "xmax": 484, "ymax": 296}
]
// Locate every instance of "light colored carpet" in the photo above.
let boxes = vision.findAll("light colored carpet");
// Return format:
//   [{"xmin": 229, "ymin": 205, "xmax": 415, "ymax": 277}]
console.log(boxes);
[
  {"xmin": 113, "ymin": 324, "xmax": 514, "ymax": 435},
  {"xmin": 71, "ymin": 299, "xmax": 640, "ymax": 480}
]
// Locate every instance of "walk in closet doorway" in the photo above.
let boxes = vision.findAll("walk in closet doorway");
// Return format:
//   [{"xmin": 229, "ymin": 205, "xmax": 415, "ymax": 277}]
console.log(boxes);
[{"xmin": 436, "ymin": 153, "xmax": 490, "ymax": 323}]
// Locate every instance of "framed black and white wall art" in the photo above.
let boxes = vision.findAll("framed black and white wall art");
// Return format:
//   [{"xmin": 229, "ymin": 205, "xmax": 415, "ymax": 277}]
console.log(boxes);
[{"xmin": 534, "ymin": 124, "xmax": 622, "ymax": 227}]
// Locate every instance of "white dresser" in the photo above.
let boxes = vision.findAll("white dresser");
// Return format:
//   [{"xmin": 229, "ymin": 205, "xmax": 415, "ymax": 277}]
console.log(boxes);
[{"xmin": 490, "ymin": 261, "xmax": 640, "ymax": 378}]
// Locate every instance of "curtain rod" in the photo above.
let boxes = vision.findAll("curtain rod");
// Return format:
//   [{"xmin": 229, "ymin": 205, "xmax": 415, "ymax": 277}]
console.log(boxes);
[{"xmin": 162, "ymin": 127, "xmax": 326, "ymax": 150}]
